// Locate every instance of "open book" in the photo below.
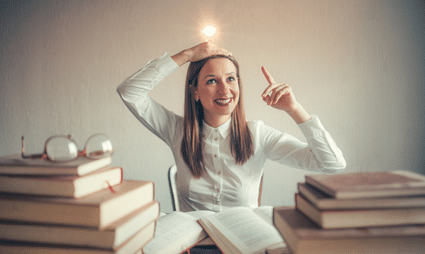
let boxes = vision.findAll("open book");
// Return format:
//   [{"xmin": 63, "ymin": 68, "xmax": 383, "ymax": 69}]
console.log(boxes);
[
  {"xmin": 198, "ymin": 206, "xmax": 288, "ymax": 254},
  {"xmin": 143, "ymin": 206, "xmax": 288, "ymax": 254},
  {"xmin": 142, "ymin": 210, "xmax": 212, "ymax": 254}
]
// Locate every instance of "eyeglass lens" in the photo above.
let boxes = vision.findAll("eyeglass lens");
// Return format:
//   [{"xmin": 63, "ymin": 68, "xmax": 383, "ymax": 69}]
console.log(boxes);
[
  {"xmin": 44, "ymin": 134, "xmax": 113, "ymax": 161},
  {"xmin": 84, "ymin": 134, "xmax": 113, "ymax": 158},
  {"xmin": 45, "ymin": 136, "xmax": 79, "ymax": 161}
]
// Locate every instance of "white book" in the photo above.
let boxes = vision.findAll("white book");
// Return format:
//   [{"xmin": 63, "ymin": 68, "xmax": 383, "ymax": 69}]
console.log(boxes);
[
  {"xmin": 198, "ymin": 206, "xmax": 288, "ymax": 254},
  {"xmin": 143, "ymin": 210, "xmax": 212, "ymax": 254}
]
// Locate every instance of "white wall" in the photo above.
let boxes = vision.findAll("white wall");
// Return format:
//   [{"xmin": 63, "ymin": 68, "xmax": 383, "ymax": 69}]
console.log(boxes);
[{"xmin": 1, "ymin": 0, "xmax": 424, "ymax": 213}]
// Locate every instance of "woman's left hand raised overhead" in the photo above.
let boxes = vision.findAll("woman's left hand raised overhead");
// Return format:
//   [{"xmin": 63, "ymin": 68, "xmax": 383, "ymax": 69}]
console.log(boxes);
[{"xmin": 261, "ymin": 66, "xmax": 311, "ymax": 124}]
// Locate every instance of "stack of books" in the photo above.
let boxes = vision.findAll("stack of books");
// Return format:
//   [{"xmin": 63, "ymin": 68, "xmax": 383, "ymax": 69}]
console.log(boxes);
[
  {"xmin": 0, "ymin": 154, "xmax": 159, "ymax": 254},
  {"xmin": 273, "ymin": 170, "xmax": 425, "ymax": 254}
]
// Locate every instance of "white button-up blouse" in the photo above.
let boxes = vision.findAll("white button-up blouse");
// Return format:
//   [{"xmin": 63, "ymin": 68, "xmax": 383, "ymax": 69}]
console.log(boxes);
[{"xmin": 117, "ymin": 53, "xmax": 346, "ymax": 212}]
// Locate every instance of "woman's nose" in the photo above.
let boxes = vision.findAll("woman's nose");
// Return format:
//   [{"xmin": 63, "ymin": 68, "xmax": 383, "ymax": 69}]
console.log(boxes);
[{"xmin": 217, "ymin": 81, "xmax": 230, "ymax": 94}]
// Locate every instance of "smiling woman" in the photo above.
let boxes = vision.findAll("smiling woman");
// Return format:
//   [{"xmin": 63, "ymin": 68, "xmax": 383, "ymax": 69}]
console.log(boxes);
[
  {"xmin": 194, "ymin": 57, "xmax": 240, "ymax": 127},
  {"xmin": 181, "ymin": 54, "xmax": 253, "ymax": 178},
  {"xmin": 117, "ymin": 41, "xmax": 346, "ymax": 212}
]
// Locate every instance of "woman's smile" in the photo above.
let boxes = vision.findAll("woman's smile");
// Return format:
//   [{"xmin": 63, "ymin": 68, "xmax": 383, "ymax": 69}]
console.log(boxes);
[{"xmin": 215, "ymin": 98, "xmax": 232, "ymax": 105}]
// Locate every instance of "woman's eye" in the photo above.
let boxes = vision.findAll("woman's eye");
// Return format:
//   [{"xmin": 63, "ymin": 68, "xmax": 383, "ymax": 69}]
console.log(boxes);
[
  {"xmin": 206, "ymin": 79, "xmax": 216, "ymax": 84},
  {"xmin": 228, "ymin": 76, "xmax": 236, "ymax": 82}
]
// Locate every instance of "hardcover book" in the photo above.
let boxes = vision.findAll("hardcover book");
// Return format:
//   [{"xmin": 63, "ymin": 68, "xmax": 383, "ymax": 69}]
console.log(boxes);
[
  {"xmin": 305, "ymin": 170, "xmax": 425, "ymax": 199},
  {"xmin": 0, "ymin": 221, "xmax": 155, "ymax": 254},
  {"xmin": 0, "ymin": 180, "xmax": 154, "ymax": 228},
  {"xmin": 295, "ymin": 193, "xmax": 425, "ymax": 229},
  {"xmin": 0, "ymin": 154, "xmax": 112, "ymax": 176},
  {"xmin": 0, "ymin": 201, "xmax": 159, "ymax": 249},
  {"xmin": 0, "ymin": 166, "xmax": 123, "ymax": 198},
  {"xmin": 273, "ymin": 206, "xmax": 425, "ymax": 254},
  {"xmin": 297, "ymin": 182, "xmax": 425, "ymax": 210}
]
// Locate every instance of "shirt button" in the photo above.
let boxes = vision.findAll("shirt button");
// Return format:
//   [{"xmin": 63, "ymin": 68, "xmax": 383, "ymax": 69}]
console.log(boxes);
[
  {"xmin": 214, "ymin": 154, "xmax": 218, "ymax": 158},
  {"xmin": 218, "ymin": 171, "xmax": 222, "ymax": 175},
  {"xmin": 214, "ymin": 137, "xmax": 218, "ymax": 141}
]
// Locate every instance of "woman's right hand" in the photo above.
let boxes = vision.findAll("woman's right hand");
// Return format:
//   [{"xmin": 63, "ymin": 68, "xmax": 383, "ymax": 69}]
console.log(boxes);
[{"xmin": 172, "ymin": 42, "xmax": 231, "ymax": 66}]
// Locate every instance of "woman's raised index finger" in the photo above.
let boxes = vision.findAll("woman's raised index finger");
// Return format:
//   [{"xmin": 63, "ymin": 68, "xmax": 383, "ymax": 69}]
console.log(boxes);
[{"xmin": 261, "ymin": 66, "xmax": 275, "ymax": 85}]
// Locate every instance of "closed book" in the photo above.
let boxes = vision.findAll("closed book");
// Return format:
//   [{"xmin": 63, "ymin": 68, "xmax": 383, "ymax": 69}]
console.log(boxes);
[
  {"xmin": 305, "ymin": 170, "xmax": 425, "ymax": 199},
  {"xmin": 273, "ymin": 206, "xmax": 425, "ymax": 254},
  {"xmin": 0, "ymin": 166, "xmax": 123, "ymax": 198},
  {"xmin": 0, "ymin": 180, "xmax": 154, "ymax": 228},
  {"xmin": 0, "ymin": 154, "xmax": 112, "ymax": 176},
  {"xmin": 0, "ymin": 221, "xmax": 156, "ymax": 254},
  {"xmin": 0, "ymin": 201, "xmax": 159, "ymax": 249},
  {"xmin": 295, "ymin": 193, "xmax": 425, "ymax": 229},
  {"xmin": 298, "ymin": 182, "xmax": 425, "ymax": 210}
]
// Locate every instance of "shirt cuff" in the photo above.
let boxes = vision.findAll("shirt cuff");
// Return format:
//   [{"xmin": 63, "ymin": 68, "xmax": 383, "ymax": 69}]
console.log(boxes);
[
  {"xmin": 153, "ymin": 52, "xmax": 179, "ymax": 78},
  {"xmin": 297, "ymin": 114, "xmax": 325, "ymax": 139}
]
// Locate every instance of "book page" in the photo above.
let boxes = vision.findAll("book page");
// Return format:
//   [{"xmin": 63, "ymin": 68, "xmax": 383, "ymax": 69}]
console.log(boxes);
[
  {"xmin": 252, "ymin": 206, "xmax": 274, "ymax": 225},
  {"xmin": 142, "ymin": 211, "xmax": 208, "ymax": 254},
  {"xmin": 200, "ymin": 207, "xmax": 285, "ymax": 254}
]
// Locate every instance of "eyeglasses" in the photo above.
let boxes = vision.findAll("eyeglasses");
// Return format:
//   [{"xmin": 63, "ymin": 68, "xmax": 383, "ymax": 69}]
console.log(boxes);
[{"xmin": 21, "ymin": 134, "xmax": 113, "ymax": 162}]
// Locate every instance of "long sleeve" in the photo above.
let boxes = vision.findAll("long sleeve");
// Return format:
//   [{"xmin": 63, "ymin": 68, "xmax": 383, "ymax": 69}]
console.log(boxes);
[
  {"xmin": 116, "ymin": 53, "xmax": 181, "ymax": 145},
  {"xmin": 256, "ymin": 116, "xmax": 346, "ymax": 174}
]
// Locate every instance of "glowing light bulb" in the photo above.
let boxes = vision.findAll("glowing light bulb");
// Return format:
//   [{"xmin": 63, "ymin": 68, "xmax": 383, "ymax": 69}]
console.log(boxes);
[{"xmin": 202, "ymin": 25, "xmax": 216, "ymax": 38}]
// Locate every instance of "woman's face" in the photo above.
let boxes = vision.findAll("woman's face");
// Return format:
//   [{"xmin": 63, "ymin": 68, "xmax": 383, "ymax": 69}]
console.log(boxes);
[{"xmin": 194, "ymin": 57, "xmax": 240, "ymax": 127}]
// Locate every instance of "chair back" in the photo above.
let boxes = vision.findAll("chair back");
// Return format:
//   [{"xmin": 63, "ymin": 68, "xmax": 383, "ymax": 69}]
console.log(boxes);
[{"xmin": 168, "ymin": 165, "xmax": 180, "ymax": 211}]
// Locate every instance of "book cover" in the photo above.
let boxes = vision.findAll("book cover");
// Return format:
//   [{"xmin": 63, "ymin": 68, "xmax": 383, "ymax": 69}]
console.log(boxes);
[
  {"xmin": 0, "ymin": 201, "xmax": 159, "ymax": 249},
  {"xmin": 305, "ymin": 170, "xmax": 425, "ymax": 199},
  {"xmin": 295, "ymin": 193, "xmax": 425, "ymax": 229},
  {"xmin": 0, "ymin": 180, "xmax": 154, "ymax": 228},
  {"xmin": 0, "ymin": 166, "xmax": 123, "ymax": 198},
  {"xmin": 297, "ymin": 182, "xmax": 425, "ymax": 210},
  {"xmin": 273, "ymin": 206, "xmax": 425, "ymax": 254},
  {"xmin": 0, "ymin": 154, "xmax": 112, "ymax": 176}
]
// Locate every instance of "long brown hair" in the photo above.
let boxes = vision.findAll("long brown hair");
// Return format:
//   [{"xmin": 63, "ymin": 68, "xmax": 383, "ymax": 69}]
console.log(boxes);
[{"xmin": 181, "ymin": 55, "xmax": 254, "ymax": 178}]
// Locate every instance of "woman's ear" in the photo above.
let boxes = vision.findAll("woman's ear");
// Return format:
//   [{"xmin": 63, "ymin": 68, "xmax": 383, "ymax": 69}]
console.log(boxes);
[{"xmin": 190, "ymin": 85, "xmax": 200, "ymax": 102}]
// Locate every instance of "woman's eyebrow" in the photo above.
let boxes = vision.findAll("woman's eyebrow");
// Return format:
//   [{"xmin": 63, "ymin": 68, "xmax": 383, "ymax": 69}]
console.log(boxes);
[
  {"xmin": 203, "ymin": 72, "xmax": 236, "ymax": 80},
  {"xmin": 203, "ymin": 74, "xmax": 216, "ymax": 80}
]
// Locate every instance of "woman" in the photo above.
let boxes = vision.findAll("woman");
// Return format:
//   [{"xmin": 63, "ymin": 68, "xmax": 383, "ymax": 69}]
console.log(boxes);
[{"xmin": 117, "ymin": 42, "xmax": 346, "ymax": 212}]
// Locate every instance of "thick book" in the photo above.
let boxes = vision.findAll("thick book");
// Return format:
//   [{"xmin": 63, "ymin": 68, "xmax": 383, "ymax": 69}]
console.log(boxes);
[
  {"xmin": 298, "ymin": 182, "xmax": 425, "ymax": 210},
  {"xmin": 142, "ymin": 210, "xmax": 211, "ymax": 254},
  {"xmin": 273, "ymin": 206, "xmax": 425, "ymax": 254},
  {"xmin": 0, "ymin": 221, "xmax": 155, "ymax": 254},
  {"xmin": 305, "ymin": 170, "xmax": 425, "ymax": 199},
  {"xmin": 0, "ymin": 154, "xmax": 112, "ymax": 176},
  {"xmin": 0, "ymin": 201, "xmax": 159, "ymax": 249},
  {"xmin": 0, "ymin": 166, "xmax": 123, "ymax": 198},
  {"xmin": 295, "ymin": 193, "xmax": 425, "ymax": 229},
  {"xmin": 0, "ymin": 180, "xmax": 154, "ymax": 228},
  {"xmin": 197, "ymin": 206, "xmax": 288, "ymax": 254}
]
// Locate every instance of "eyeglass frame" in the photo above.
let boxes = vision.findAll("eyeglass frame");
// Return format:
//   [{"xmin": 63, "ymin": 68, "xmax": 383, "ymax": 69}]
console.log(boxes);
[{"xmin": 21, "ymin": 133, "xmax": 113, "ymax": 162}]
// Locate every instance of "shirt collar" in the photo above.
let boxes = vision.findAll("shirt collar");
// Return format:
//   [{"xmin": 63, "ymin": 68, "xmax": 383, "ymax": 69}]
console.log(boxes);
[{"xmin": 203, "ymin": 118, "xmax": 232, "ymax": 139}]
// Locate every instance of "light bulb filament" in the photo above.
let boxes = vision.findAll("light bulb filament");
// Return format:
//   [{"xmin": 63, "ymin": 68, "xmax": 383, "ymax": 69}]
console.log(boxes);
[{"xmin": 202, "ymin": 25, "xmax": 216, "ymax": 38}]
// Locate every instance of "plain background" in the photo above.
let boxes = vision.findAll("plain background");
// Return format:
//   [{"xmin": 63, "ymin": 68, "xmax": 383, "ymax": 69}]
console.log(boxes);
[{"xmin": 1, "ymin": 0, "xmax": 424, "ymax": 213}]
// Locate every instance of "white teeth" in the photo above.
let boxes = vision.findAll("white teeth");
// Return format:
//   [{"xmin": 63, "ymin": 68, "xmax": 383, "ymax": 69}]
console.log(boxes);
[{"xmin": 215, "ymin": 99, "xmax": 231, "ymax": 104}]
